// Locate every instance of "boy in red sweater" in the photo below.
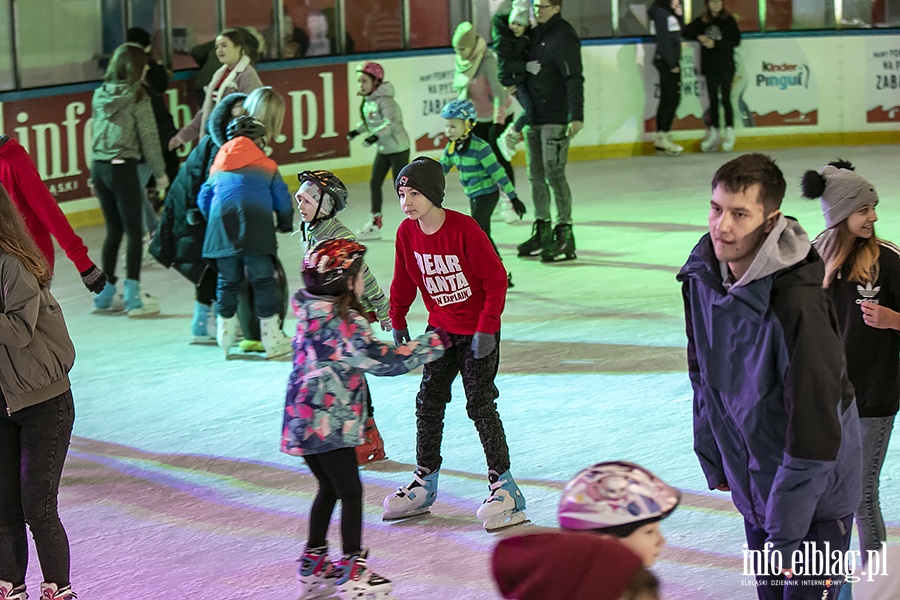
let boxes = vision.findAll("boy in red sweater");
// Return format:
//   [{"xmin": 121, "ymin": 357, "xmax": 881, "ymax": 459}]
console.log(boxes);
[{"xmin": 382, "ymin": 156, "xmax": 527, "ymax": 531}]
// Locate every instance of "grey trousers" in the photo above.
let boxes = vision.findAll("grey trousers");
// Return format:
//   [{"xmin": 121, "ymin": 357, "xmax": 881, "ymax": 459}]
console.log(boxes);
[{"xmin": 524, "ymin": 123, "xmax": 572, "ymax": 225}]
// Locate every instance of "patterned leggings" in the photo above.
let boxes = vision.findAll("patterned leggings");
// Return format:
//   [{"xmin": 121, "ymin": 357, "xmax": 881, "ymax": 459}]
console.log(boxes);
[{"xmin": 415, "ymin": 331, "xmax": 511, "ymax": 475}]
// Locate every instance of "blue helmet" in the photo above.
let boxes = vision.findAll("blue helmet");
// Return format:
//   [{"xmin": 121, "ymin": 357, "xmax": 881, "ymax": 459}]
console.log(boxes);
[{"xmin": 441, "ymin": 99, "xmax": 476, "ymax": 121}]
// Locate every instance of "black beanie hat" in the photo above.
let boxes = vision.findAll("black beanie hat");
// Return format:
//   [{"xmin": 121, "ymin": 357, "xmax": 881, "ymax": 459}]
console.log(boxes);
[{"xmin": 395, "ymin": 156, "xmax": 445, "ymax": 207}]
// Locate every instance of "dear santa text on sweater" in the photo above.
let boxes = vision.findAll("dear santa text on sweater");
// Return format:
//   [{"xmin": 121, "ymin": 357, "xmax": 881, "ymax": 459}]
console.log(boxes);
[{"xmin": 414, "ymin": 251, "xmax": 471, "ymax": 306}]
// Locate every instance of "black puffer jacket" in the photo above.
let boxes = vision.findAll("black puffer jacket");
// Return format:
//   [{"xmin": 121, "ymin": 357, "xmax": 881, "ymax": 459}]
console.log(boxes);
[
  {"xmin": 649, "ymin": 0, "xmax": 684, "ymax": 70},
  {"xmin": 524, "ymin": 13, "xmax": 584, "ymax": 125},
  {"xmin": 149, "ymin": 93, "xmax": 246, "ymax": 283}
]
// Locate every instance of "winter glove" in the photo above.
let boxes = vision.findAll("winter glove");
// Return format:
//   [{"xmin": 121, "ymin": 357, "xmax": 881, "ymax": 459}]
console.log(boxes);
[
  {"xmin": 80, "ymin": 265, "xmax": 108, "ymax": 294},
  {"xmin": 362, "ymin": 134, "xmax": 379, "ymax": 147},
  {"xmin": 510, "ymin": 196, "xmax": 527, "ymax": 218},
  {"xmin": 525, "ymin": 60, "xmax": 541, "ymax": 75},
  {"xmin": 380, "ymin": 317, "xmax": 392, "ymax": 332},
  {"xmin": 347, "ymin": 129, "xmax": 361, "ymax": 141},
  {"xmin": 432, "ymin": 327, "xmax": 453, "ymax": 349},
  {"xmin": 392, "ymin": 328, "xmax": 411, "ymax": 345},
  {"xmin": 471, "ymin": 331, "xmax": 496, "ymax": 359}
]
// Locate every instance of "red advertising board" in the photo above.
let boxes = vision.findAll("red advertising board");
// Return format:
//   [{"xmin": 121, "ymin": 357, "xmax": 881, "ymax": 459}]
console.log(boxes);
[{"xmin": 0, "ymin": 62, "xmax": 349, "ymax": 203}]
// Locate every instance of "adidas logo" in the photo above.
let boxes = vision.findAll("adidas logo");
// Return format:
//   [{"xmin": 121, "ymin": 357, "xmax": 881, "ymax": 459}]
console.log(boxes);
[{"xmin": 855, "ymin": 282, "xmax": 881, "ymax": 305}]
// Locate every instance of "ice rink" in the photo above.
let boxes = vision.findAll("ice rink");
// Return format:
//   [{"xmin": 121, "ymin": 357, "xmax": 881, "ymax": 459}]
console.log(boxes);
[{"xmin": 33, "ymin": 145, "xmax": 900, "ymax": 599}]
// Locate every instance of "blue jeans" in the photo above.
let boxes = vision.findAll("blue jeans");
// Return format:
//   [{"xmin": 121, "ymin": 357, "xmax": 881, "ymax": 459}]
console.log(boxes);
[
  {"xmin": 855, "ymin": 415, "xmax": 895, "ymax": 556},
  {"xmin": 524, "ymin": 124, "xmax": 572, "ymax": 225},
  {"xmin": 215, "ymin": 254, "xmax": 279, "ymax": 319},
  {"xmin": 0, "ymin": 390, "xmax": 75, "ymax": 588},
  {"xmin": 744, "ymin": 515, "xmax": 852, "ymax": 599}
]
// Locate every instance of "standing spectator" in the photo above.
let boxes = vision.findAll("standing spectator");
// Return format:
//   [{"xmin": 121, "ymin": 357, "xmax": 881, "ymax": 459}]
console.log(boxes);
[
  {"xmin": 516, "ymin": 0, "xmax": 584, "ymax": 263},
  {"xmin": 678, "ymin": 153, "xmax": 862, "ymax": 599},
  {"xmin": 173, "ymin": 29, "xmax": 264, "ymax": 150},
  {"xmin": 649, "ymin": 0, "xmax": 684, "ymax": 155},
  {"xmin": 0, "ymin": 184, "xmax": 79, "ymax": 600},
  {"xmin": 347, "ymin": 61, "xmax": 410, "ymax": 241},
  {"xmin": 90, "ymin": 43, "xmax": 169, "ymax": 317},
  {"xmin": 801, "ymin": 161, "xmax": 899, "ymax": 563},
  {"xmin": 682, "ymin": 0, "xmax": 741, "ymax": 152},
  {"xmin": 0, "ymin": 135, "xmax": 106, "ymax": 294}
]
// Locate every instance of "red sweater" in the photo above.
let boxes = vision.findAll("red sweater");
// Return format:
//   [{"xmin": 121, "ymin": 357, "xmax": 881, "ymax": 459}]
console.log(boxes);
[
  {"xmin": 390, "ymin": 209, "xmax": 507, "ymax": 335},
  {"xmin": 0, "ymin": 136, "xmax": 94, "ymax": 274}
]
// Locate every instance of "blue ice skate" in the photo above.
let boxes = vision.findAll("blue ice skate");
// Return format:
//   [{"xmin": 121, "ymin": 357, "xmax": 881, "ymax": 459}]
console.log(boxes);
[
  {"xmin": 382, "ymin": 466, "xmax": 438, "ymax": 520},
  {"xmin": 476, "ymin": 469, "xmax": 528, "ymax": 532}
]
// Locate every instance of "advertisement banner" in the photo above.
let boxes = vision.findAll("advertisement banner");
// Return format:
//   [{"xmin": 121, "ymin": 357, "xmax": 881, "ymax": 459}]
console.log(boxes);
[
  {"xmin": 0, "ymin": 62, "xmax": 349, "ymax": 202},
  {"xmin": 384, "ymin": 54, "xmax": 458, "ymax": 153},
  {"xmin": 865, "ymin": 39, "xmax": 900, "ymax": 123},
  {"xmin": 642, "ymin": 43, "xmax": 708, "ymax": 132}
]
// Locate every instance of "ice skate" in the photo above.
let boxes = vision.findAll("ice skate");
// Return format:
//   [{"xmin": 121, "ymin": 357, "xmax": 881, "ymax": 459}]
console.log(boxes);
[
  {"xmin": 497, "ymin": 123, "xmax": 519, "ymax": 163},
  {"xmin": 0, "ymin": 580, "xmax": 27, "ymax": 600},
  {"xmin": 357, "ymin": 214, "xmax": 383, "ymax": 241},
  {"xmin": 123, "ymin": 278, "xmax": 160, "ymax": 317},
  {"xmin": 217, "ymin": 315, "xmax": 238, "ymax": 358},
  {"xmin": 260, "ymin": 315, "xmax": 292, "ymax": 359},
  {"xmin": 654, "ymin": 131, "xmax": 682, "ymax": 155},
  {"xmin": 382, "ymin": 466, "xmax": 438, "ymax": 520},
  {"xmin": 332, "ymin": 549, "xmax": 394, "ymax": 600},
  {"xmin": 476, "ymin": 469, "xmax": 528, "ymax": 532},
  {"xmin": 39, "ymin": 583, "xmax": 76, "ymax": 599},
  {"xmin": 92, "ymin": 280, "xmax": 125, "ymax": 313},
  {"xmin": 700, "ymin": 128, "xmax": 720, "ymax": 152},
  {"xmin": 296, "ymin": 546, "xmax": 338, "ymax": 600},
  {"xmin": 721, "ymin": 126, "xmax": 736, "ymax": 152},
  {"xmin": 517, "ymin": 220, "xmax": 552, "ymax": 257},
  {"xmin": 540, "ymin": 224, "xmax": 576, "ymax": 262},
  {"xmin": 191, "ymin": 301, "xmax": 216, "ymax": 344},
  {"xmin": 356, "ymin": 418, "xmax": 386, "ymax": 464}
]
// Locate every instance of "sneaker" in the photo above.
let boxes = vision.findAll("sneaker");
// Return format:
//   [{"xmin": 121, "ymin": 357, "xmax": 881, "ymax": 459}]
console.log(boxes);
[
  {"xmin": 383, "ymin": 466, "xmax": 439, "ymax": 520},
  {"xmin": 357, "ymin": 214, "xmax": 383, "ymax": 241},
  {"xmin": 476, "ymin": 469, "xmax": 528, "ymax": 531}
]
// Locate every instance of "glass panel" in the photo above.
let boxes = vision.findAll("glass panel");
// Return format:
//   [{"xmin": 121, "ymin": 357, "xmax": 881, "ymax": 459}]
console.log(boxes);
[
  {"xmin": 410, "ymin": 0, "xmax": 456, "ymax": 48},
  {"xmin": 0, "ymin": 0, "xmax": 13, "ymax": 90},
  {"xmin": 763, "ymin": 0, "xmax": 834, "ymax": 30},
  {"xmin": 224, "ymin": 0, "xmax": 275, "ymax": 59},
  {"xmin": 16, "ymin": 0, "xmax": 104, "ymax": 87},
  {"xmin": 559, "ymin": 0, "xmax": 614, "ymax": 37},
  {"xmin": 688, "ymin": 0, "xmax": 760, "ymax": 31},
  {"xmin": 346, "ymin": 0, "xmax": 403, "ymax": 52},
  {"xmin": 618, "ymin": 0, "xmax": 653, "ymax": 36},
  {"xmin": 170, "ymin": 0, "xmax": 219, "ymax": 71},
  {"xmin": 883, "ymin": 0, "xmax": 900, "ymax": 25},
  {"xmin": 277, "ymin": 0, "xmax": 349, "ymax": 56},
  {"xmin": 129, "ymin": 0, "xmax": 166, "ymax": 61}
]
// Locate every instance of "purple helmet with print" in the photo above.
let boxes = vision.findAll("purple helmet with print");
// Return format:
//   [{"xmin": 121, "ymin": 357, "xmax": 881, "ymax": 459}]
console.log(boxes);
[{"xmin": 356, "ymin": 61, "xmax": 384, "ymax": 83}]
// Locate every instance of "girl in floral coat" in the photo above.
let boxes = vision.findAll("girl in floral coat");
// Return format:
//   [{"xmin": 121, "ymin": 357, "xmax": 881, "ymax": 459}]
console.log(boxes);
[{"xmin": 282, "ymin": 238, "xmax": 448, "ymax": 599}]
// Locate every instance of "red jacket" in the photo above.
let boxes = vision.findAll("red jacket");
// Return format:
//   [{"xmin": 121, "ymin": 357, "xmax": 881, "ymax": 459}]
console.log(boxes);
[
  {"xmin": 0, "ymin": 136, "xmax": 94, "ymax": 274},
  {"xmin": 390, "ymin": 209, "xmax": 506, "ymax": 335}
]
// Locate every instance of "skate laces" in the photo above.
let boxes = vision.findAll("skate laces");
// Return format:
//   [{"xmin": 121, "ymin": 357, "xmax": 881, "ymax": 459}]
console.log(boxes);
[
  {"xmin": 485, "ymin": 473, "xmax": 509, "ymax": 502},
  {"xmin": 396, "ymin": 469, "xmax": 429, "ymax": 497}
]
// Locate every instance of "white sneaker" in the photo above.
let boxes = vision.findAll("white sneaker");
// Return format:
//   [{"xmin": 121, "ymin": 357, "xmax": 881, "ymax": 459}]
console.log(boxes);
[{"xmin": 357, "ymin": 214, "xmax": 383, "ymax": 241}]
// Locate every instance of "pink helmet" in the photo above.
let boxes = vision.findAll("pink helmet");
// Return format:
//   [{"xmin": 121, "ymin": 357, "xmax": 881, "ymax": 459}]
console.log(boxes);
[
  {"xmin": 558, "ymin": 461, "xmax": 680, "ymax": 533},
  {"xmin": 356, "ymin": 61, "xmax": 384, "ymax": 83}
]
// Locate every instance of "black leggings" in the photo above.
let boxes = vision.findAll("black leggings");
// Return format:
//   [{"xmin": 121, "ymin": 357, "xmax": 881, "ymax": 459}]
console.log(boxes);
[
  {"xmin": 470, "ymin": 191, "xmax": 501, "ymax": 257},
  {"xmin": 705, "ymin": 70, "xmax": 735, "ymax": 128},
  {"xmin": 370, "ymin": 150, "xmax": 409, "ymax": 215},
  {"xmin": 654, "ymin": 59, "xmax": 682, "ymax": 132},
  {"xmin": 302, "ymin": 447, "xmax": 362, "ymax": 555},
  {"xmin": 92, "ymin": 160, "xmax": 145, "ymax": 282}
]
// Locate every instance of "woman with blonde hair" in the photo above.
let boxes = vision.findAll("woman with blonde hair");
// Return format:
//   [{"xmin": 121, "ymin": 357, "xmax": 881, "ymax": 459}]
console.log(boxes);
[
  {"xmin": 90, "ymin": 42, "xmax": 169, "ymax": 317},
  {"xmin": 0, "ymin": 184, "xmax": 79, "ymax": 600},
  {"xmin": 803, "ymin": 160, "xmax": 900, "ymax": 566},
  {"xmin": 170, "ymin": 28, "xmax": 264, "ymax": 150}
]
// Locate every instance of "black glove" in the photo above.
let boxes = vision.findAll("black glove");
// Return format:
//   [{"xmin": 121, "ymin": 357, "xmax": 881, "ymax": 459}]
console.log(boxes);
[
  {"xmin": 80, "ymin": 265, "xmax": 108, "ymax": 294},
  {"xmin": 347, "ymin": 130, "xmax": 361, "ymax": 141},
  {"xmin": 432, "ymin": 327, "xmax": 453, "ymax": 349},
  {"xmin": 471, "ymin": 331, "xmax": 497, "ymax": 359},
  {"xmin": 363, "ymin": 134, "xmax": 379, "ymax": 145},
  {"xmin": 392, "ymin": 328, "xmax": 411, "ymax": 345},
  {"xmin": 510, "ymin": 196, "xmax": 527, "ymax": 218}
]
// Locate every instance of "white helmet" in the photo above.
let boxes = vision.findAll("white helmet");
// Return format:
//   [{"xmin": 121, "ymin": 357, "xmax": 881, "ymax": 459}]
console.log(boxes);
[{"xmin": 558, "ymin": 461, "xmax": 680, "ymax": 534}]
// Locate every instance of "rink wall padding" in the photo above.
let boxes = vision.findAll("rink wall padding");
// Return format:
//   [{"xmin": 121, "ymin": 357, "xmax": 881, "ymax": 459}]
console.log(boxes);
[{"xmin": 0, "ymin": 31, "xmax": 897, "ymax": 225}]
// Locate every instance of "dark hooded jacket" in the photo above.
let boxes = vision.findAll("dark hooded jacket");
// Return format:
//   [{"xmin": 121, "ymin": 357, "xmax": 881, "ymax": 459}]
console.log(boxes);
[
  {"xmin": 524, "ymin": 13, "xmax": 584, "ymax": 125},
  {"xmin": 649, "ymin": 0, "xmax": 683, "ymax": 70},
  {"xmin": 677, "ymin": 215, "xmax": 862, "ymax": 559},
  {"xmin": 149, "ymin": 93, "xmax": 246, "ymax": 283}
]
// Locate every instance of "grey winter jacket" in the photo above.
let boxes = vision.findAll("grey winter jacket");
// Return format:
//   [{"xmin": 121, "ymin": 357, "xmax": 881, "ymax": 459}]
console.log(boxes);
[
  {"xmin": 91, "ymin": 83, "xmax": 166, "ymax": 179},
  {"xmin": 0, "ymin": 252, "xmax": 75, "ymax": 414},
  {"xmin": 678, "ymin": 216, "xmax": 862, "ymax": 559},
  {"xmin": 351, "ymin": 82, "xmax": 410, "ymax": 155}
]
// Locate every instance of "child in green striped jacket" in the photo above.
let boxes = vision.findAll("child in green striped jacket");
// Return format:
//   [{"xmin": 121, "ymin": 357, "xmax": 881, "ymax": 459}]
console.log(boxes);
[
  {"xmin": 294, "ymin": 169, "xmax": 391, "ymax": 464},
  {"xmin": 439, "ymin": 100, "xmax": 525, "ymax": 286}
]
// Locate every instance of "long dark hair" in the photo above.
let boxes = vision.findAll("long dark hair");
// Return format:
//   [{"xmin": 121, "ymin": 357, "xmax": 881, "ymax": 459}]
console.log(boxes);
[
  {"xmin": 104, "ymin": 43, "xmax": 148, "ymax": 102},
  {"xmin": 701, "ymin": 0, "xmax": 733, "ymax": 22}
]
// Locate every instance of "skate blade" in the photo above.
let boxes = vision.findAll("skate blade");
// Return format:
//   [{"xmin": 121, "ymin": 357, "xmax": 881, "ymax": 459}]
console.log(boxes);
[
  {"xmin": 483, "ymin": 512, "xmax": 530, "ymax": 532},
  {"xmin": 382, "ymin": 508, "xmax": 431, "ymax": 521},
  {"xmin": 297, "ymin": 587, "xmax": 338, "ymax": 600}
]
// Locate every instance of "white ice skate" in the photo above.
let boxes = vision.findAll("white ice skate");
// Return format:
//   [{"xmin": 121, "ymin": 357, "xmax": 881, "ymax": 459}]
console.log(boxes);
[
  {"xmin": 382, "ymin": 467, "xmax": 438, "ymax": 520},
  {"xmin": 38, "ymin": 583, "xmax": 76, "ymax": 599},
  {"xmin": 476, "ymin": 469, "xmax": 528, "ymax": 532},
  {"xmin": 0, "ymin": 580, "xmax": 27, "ymax": 600},
  {"xmin": 296, "ymin": 546, "xmax": 338, "ymax": 600},
  {"xmin": 332, "ymin": 549, "xmax": 394, "ymax": 600},
  {"xmin": 700, "ymin": 128, "xmax": 720, "ymax": 152},
  {"xmin": 721, "ymin": 126, "xmax": 736, "ymax": 152}
]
